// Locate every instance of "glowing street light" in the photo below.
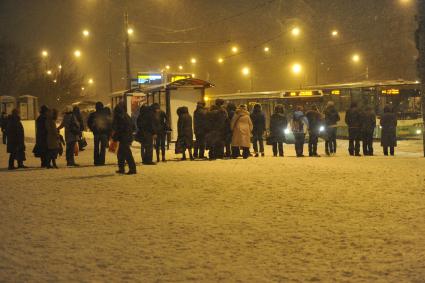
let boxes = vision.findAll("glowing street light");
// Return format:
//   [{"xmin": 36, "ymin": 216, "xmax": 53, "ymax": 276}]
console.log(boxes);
[
  {"xmin": 165, "ymin": 65, "xmax": 171, "ymax": 70},
  {"xmin": 352, "ymin": 54, "xmax": 360, "ymax": 63},
  {"xmin": 178, "ymin": 65, "xmax": 183, "ymax": 70},
  {"xmin": 74, "ymin": 50, "xmax": 82, "ymax": 58},
  {"xmin": 331, "ymin": 30, "xmax": 339, "ymax": 37},
  {"xmin": 58, "ymin": 64, "xmax": 62, "ymax": 70},
  {"xmin": 53, "ymin": 79, "xmax": 57, "ymax": 83},
  {"xmin": 81, "ymin": 87, "xmax": 85, "ymax": 91},
  {"xmin": 242, "ymin": 67, "xmax": 251, "ymax": 76},
  {"xmin": 218, "ymin": 57, "xmax": 224, "ymax": 64},
  {"xmin": 192, "ymin": 73, "xmax": 196, "ymax": 78},
  {"xmin": 127, "ymin": 28, "xmax": 134, "ymax": 35},
  {"xmin": 46, "ymin": 70, "xmax": 53, "ymax": 75},
  {"xmin": 82, "ymin": 29, "xmax": 90, "ymax": 37},
  {"xmin": 88, "ymin": 78, "xmax": 94, "ymax": 85},
  {"xmin": 231, "ymin": 46, "xmax": 239, "ymax": 53},
  {"xmin": 292, "ymin": 63, "xmax": 302, "ymax": 75},
  {"xmin": 264, "ymin": 46, "xmax": 270, "ymax": 53},
  {"xmin": 291, "ymin": 27, "xmax": 301, "ymax": 37},
  {"xmin": 41, "ymin": 50, "xmax": 49, "ymax": 58},
  {"xmin": 191, "ymin": 58, "xmax": 197, "ymax": 64}
]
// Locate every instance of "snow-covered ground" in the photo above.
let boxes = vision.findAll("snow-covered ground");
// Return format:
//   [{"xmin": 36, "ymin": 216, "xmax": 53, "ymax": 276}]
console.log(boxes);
[{"xmin": 0, "ymin": 123, "xmax": 424, "ymax": 282}]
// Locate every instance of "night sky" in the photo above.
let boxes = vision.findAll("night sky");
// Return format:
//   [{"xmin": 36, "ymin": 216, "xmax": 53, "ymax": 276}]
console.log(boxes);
[{"xmin": 0, "ymin": 0, "xmax": 418, "ymax": 98}]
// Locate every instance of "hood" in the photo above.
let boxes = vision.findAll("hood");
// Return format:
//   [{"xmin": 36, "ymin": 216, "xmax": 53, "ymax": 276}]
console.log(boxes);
[
  {"xmin": 95, "ymin": 102, "xmax": 104, "ymax": 111},
  {"xmin": 293, "ymin": 110, "xmax": 304, "ymax": 119},
  {"xmin": 236, "ymin": 108, "xmax": 249, "ymax": 116}
]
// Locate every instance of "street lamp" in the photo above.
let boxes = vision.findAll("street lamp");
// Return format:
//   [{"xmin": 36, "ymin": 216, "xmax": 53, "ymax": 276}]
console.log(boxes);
[
  {"xmin": 231, "ymin": 46, "xmax": 239, "ymax": 53},
  {"xmin": 242, "ymin": 67, "xmax": 250, "ymax": 76},
  {"xmin": 352, "ymin": 54, "xmax": 360, "ymax": 63},
  {"xmin": 264, "ymin": 46, "xmax": 270, "ymax": 53},
  {"xmin": 82, "ymin": 29, "xmax": 90, "ymax": 37},
  {"xmin": 41, "ymin": 50, "xmax": 49, "ymax": 58},
  {"xmin": 58, "ymin": 64, "xmax": 62, "ymax": 70},
  {"xmin": 74, "ymin": 50, "xmax": 82, "ymax": 58},
  {"xmin": 88, "ymin": 78, "xmax": 94, "ymax": 85},
  {"xmin": 127, "ymin": 28, "xmax": 134, "ymax": 35},
  {"xmin": 178, "ymin": 65, "xmax": 183, "ymax": 70},
  {"xmin": 191, "ymin": 58, "xmax": 197, "ymax": 64},
  {"xmin": 218, "ymin": 57, "xmax": 224, "ymax": 64},
  {"xmin": 291, "ymin": 27, "xmax": 301, "ymax": 37},
  {"xmin": 292, "ymin": 63, "xmax": 302, "ymax": 75},
  {"xmin": 241, "ymin": 67, "xmax": 253, "ymax": 91},
  {"xmin": 331, "ymin": 30, "xmax": 339, "ymax": 37}
]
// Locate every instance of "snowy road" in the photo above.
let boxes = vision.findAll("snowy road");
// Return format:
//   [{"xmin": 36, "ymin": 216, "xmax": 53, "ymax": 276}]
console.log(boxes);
[{"xmin": 0, "ymin": 138, "xmax": 425, "ymax": 282}]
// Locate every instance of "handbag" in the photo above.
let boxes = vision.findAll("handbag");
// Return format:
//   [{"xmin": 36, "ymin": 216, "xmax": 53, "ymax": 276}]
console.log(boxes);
[
  {"xmin": 78, "ymin": 137, "xmax": 88, "ymax": 151},
  {"xmin": 175, "ymin": 138, "xmax": 185, "ymax": 154}
]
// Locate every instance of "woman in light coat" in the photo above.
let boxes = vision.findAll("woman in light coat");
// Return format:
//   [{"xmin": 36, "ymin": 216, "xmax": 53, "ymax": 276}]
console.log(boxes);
[{"xmin": 230, "ymin": 104, "xmax": 253, "ymax": 159}]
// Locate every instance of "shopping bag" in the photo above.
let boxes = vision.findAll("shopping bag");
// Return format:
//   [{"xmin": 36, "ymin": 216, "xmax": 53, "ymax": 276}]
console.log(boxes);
[{"xmin": 109, "ymin": 140, "xmax": 119, "ymax": 153}]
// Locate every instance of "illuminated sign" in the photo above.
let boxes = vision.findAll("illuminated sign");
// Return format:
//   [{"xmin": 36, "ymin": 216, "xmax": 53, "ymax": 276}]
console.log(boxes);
[
  {"xmin": 283, "ymin": 91, "xmax": 321, "ymax": 97},
  {"xmin": 331, "ymin": 90, "xmax": 341, "ymax": 95},
  {"xmin": 168, "ymin": 74, "xmax": 192, "ymax": 83},
  {"xmin": 137, "ymin": 73, "xmax": 163, "ymax": 85},
  {"xmin": 381, "ymin": 89, "xmax": 400, "ymax": 95}
]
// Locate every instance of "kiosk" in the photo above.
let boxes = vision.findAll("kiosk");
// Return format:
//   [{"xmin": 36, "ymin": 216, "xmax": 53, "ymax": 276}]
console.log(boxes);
[
  {"xmin": 18, "ymin": 95, "xmax": 39, "ymax": 120},
  {"xmin": 0, "ymin": 96, "xmax": 17, "ymax": 115}
]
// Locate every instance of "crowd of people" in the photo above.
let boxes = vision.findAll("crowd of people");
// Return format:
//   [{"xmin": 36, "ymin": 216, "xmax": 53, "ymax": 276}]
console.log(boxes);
[{"xmin": 0, "ymin": 98, "xmax": 399, "ymax": 174}]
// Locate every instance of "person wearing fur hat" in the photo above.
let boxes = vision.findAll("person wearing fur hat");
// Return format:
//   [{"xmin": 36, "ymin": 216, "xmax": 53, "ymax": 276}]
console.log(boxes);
[{"xmin": 230, "ymin": 104, "xmax": 253, "ymax": 159}]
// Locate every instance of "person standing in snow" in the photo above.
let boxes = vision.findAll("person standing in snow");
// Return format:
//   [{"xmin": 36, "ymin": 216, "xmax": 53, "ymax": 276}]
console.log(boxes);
[
  {"xmin": 177, "ymin": 106, "xmax": 194, "ymax": 161},
  {"xmin": 230, "ymin": 104, "xmax": 253, "ymax": 159},
  {"xmin": 324, "ymin": 101, "xmax": 340, "ymax": 156},
  {"xmin": 361, "ymin": 105, "xmax": 376, "ymax": 156},
  {"xmin": 206, "ymin": 99, "xmax": 228, "ymax": 160},
  {"xmin": 87, "ymin": 102, "xmax": 112, "ymax": 166},
  {"xmin": 269, "ymin": 104, "xmax": 287, "ymax": 157},
  {"xmin": 305, "ymin": 106, "xmax": 322, "ymax": 157},
  {"xmin": 345, "ymin": 102, "xmax": 363, "ymax": 156},
  {"xmin": 193, "ymin": 101, "xmax": 208, "ymax": 159},
  {"xmin": 250, "ymin": 103, "xmax": 266, "ymax": 157},
  {"xmin": 225, "ymin": 102, "xmax": 237, "ymax": 158},
  {"xmin": 290, "ymin": 106, "xmax": 309, "ymax": 157},
  {"xmin": 58, "ymin": 106, "xmax": 81, "ymax": 167},
  {"xmin": 34, "ymin": 105, "xmax": 49, "ymax": 167},
  {"xmin": 137, "ymin": 104, "xmax": 158, "ymax": 165},
  {"xmin": 6, "ymin": 109, "xmax": 27, "ymax": 170},
  {"xmin": 380, "ymin": 105, "xmax": 398, "ymax": 156},
  {"xmin": 112, "ymin": 104, "xmax": 137, "ymax": 174},
  {"xmin": 152, "ymin": 103, "xmax": 168, "ymax": 163},
  {"xmin": 1, "ymin": 111, "xmax": 8, "ymax": 145},
  {"xmin": 45, "ymin": 109, "xmax": 61, "ymax": 169}
]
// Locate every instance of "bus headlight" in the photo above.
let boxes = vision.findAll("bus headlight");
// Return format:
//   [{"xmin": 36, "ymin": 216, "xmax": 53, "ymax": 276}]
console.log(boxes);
[
  {"xmin": 416, "ymin": 129, "xmax": 422, "ymax": 135},
  {"xmin": 284, "ymin": 128, "xmax": 291, "ymax": 135},
  {"xmin": 319, "ymin": 126, "xmax": 325, "ymax": 132}
]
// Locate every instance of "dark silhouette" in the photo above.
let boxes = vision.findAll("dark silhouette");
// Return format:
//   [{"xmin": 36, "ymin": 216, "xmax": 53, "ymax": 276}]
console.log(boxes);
[
  {"xmin": 324, "ymin": 101, "xmax": 340, "ymax": 155},
  {"xmin": 380, "ymin": 105, "xmax": 398, "ymax": 156},
  {"xmin": 345, "ymin": 102, "xmax": 363, "ymax": 156},
  {"xmin": 193, "ymin": 101, "xmax": 208, "ymax": 159},
  {"xmin": 34, "ymin": 105, "xmax": 49, "ymax": 167},
  {"xmin": 6, "ymin": 109, "xmax": 26, "ymax": 170},
  {"xmin": 361, "ymin": 106, "xmax": 376, "ymax": 156},
  {"xmin": 250, "ymin": 103, "xmax": 266, "ymax": 157},
  {"xmin": 269, "ymin": 104, "xmax": 287, "ymax": 157},
  {"xmin": 87, "ymin": 102, "xmax": 112, "ymax": 166},
  {"xmin": 177, "ymin": 106, "xmax": 194, "ymax": 160}
]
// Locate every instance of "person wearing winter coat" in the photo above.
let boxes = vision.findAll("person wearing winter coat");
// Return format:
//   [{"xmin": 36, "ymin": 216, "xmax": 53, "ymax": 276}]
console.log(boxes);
[
  {"xmin": 345, "ymin": 102, "xmax": 363, "ymax": 156},
  {"xmin": 361, "ymin": 106, "xmax": 376, "ymax": 156},
  {"xmin": 206, "ymin": 99, "xmax": 228, "ymax": 160},
  {"xmin": 306, "ymin": 106, "xmax": 322, "ymax": 157},
  {"xmin": 230, "ymin": 104, "xmax": 253, "ymax": 159},
  {"xmin": 225, "ymin": 103, "xmax": 237, "ymax": 158},
  {"xmin": 1, "ymin": 111, "xmax": 8, "ymax": 144},
  {"xmin": 6, "ymin": 109, "xmax": 26, "ymax": 170},
  {"xmin": 45, "ymin": 109, "xmax": 61, "ymax": 169},
  {"xmin": 290, "ymin": 106, "xmax": 309, "ymax": 157},
  {"xmin": 58, "ymin": 106, "xmax": 81, "ymax": 167},
  {"xmin": 324, "ymin": 101, "xmax": 340, "ymax": 155},
  {"xmin": 380, "ymin": 105, "xmax": 398, "ymax": 156},
  {"xmin": 152, "ymin": 103, "xmax": 168, "ymax": 163},
  {"xmin": 250, "ymin": 103, "xmax": 266, "ymax": 157},
  {"xmin": 193, "ymin": 101, "xmax": 208, "ymax": 159},
  {"xmin": 112, "ymin": 104, "xmax": 137, "ymax": 174},
  {"xmin": 87, "ymin": 102, "xmax": 112, "ymax": 166},
  {"xmin": 137, "ymin": 104, "xmax": 158, "ymax": 165},
  {"xmin": 34, "ymin": 105, "xmax": 49, "ymax": 167},
  {"xmin": 269, "ymin": 104, "xmax": 288, "ymax": 157},
  {"xmin": 177, "ymin": 106, "xmax": 194, "ymax": 160}
]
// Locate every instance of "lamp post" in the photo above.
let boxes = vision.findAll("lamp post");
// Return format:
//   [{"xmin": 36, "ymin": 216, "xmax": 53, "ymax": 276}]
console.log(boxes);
[
  {"xmin": 416, "ymin": 0, "xmax": 425, "ymax": 156},
  {"xmin": 242, "ymin": 67, "xmax": 253, "ymax": 92},
  {"xmin": 124, "ymin": 11, "xmax": 132, "ymax": 90}
]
